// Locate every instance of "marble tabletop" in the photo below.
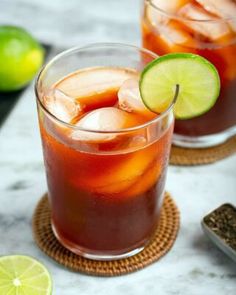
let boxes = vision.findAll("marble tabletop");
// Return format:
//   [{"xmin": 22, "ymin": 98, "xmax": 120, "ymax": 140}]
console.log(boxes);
[{"xmin": 0, "ymin": 0, "xmax": 236, "ymax": 294}]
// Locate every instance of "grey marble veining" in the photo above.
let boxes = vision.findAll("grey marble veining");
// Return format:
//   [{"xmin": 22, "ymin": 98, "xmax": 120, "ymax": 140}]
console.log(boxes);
[
  {"xmin": 0, "ymin": 0, "xmax": 236, "ymax": 294},
  {"xmin": 1, "ymin": 0, "xmax": 141, "ymax": 47}
]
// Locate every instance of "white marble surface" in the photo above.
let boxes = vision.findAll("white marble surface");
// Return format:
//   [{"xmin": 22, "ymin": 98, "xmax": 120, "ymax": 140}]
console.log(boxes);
[{"xmin": 0, "ymin": 0, "xmax": 236, "ymax": 294}]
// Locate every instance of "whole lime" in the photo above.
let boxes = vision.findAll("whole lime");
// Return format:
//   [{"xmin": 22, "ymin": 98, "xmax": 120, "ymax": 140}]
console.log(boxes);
[{"xmin": 0, "ymin": 25, "xmax": 44, "ymax": 92}]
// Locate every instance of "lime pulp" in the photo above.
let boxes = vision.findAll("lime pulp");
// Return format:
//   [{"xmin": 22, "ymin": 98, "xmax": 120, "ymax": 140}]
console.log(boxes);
[
  {"xmin": 0, "ymin": 255, "xmax": 52, "ymax": 295},
  {"xmin": 139, "ymin": 53, "xmax": 220, "ymax": 119}
]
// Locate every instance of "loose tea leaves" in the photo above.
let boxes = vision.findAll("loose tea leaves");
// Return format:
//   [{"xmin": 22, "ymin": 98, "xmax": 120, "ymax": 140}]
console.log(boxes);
[{"xmin": 204, "ymin": 204, "xmax": 236, "ymax": 250}]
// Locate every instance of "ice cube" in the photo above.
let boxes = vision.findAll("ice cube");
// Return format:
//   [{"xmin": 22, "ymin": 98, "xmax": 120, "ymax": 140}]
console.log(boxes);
[
  {"xmin": 118, "ymin": 79, "xmax": 154, "ymax": 117},
  {"xmin": 146, "ymin": 3, "xmax": 196, "ymax": 50},
  {"xmin": 151, "ymin": 0, "xmax": 188, "ymax": 13},
  {"xmin": 146, "ymin": 0, "xmax": 189, "ymax": 26},
  {"xmin": 124, "ymin": 162, "xmax": 161, "ymax": 197},
  {"xmin": 43, "ymin": 89, "xmax": 79, "ymax": 123},
  {"xmin": 84, "ymin": 147, "xmax": 157, "ymax": 195},
  {"xmin": 178, "ymin": 3, "xmax": 230, "ymax": 40},
  {"xmin": 195, "ymin": 0, "xmax": 236, "ymax": 31},
  {"xmin": 159, "ymin": 20, "xmax": 195, "ymax": 46},
  {"xmin": 71, "ymin": 107, "xmax": 139, "ymax": 142},
  {"xmin": 57, "ymin": 67, "xmax": 138, "ymax": 99}
]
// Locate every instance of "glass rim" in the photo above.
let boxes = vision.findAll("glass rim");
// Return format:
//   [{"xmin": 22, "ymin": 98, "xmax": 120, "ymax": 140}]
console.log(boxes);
[
  {"xmin": 35, "ymin": 42, "xmax": 175, "ymax": 134},
  {"xmin": 146, "ymin": 0, "xmax": 236, "ymax": 23}
]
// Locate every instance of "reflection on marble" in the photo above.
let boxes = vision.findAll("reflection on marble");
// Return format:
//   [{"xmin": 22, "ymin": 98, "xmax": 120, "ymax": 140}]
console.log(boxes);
[{"xmin": 0, "ymin": 0, "xmax": 236, "ymax": 294}]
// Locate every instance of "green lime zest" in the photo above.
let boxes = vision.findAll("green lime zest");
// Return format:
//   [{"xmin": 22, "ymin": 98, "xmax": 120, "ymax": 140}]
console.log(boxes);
[{"xmin": 0, "ymin": 25, "xmax": 45, "ymax": 92}]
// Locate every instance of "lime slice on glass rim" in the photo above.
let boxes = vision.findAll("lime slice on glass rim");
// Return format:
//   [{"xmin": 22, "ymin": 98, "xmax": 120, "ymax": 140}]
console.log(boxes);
[
  {"xmin": 0, "ymin": 255, "xmax": 52, "ymax": 295},
  {"xmin": 139, "ymin": 53, "xmax": 220, "ymax": 119}
]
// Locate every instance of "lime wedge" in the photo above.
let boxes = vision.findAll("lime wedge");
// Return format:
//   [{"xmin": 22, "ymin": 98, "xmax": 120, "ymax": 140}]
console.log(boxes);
[
  {"xmin": 139, "ymin": 53, "xmax": 220, "ymax": 119},
  {"xmin": 0, "ymin": 255, "xmax": 52, "ymax": 295}
]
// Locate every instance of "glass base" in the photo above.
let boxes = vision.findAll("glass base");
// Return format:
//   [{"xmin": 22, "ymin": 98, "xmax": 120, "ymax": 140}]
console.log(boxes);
[
  {"xmin": 173, "ymin": 125, "xmax": 236, "ymax": 148},
  {"xmin": 52, "ymin": 222, "xmax": 146, "ymax": 261}
]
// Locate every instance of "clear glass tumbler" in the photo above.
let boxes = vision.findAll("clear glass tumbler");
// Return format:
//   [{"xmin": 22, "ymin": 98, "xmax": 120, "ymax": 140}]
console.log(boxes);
[{"xmin": 35, "ymin": 43, "xmax": 174, "ymax": 260}]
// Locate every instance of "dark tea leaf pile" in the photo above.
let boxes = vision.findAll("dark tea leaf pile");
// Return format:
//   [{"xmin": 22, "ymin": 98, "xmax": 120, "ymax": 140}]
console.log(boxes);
[{"xmin": 204, "ymin": 204, "xmax": 236, "ymax": 250}]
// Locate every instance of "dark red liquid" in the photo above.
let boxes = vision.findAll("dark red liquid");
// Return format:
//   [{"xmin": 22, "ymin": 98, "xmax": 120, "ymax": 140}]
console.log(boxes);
[
  {"xmin": 40, "ymin": 122, "xmax": 172, "ymax": 255},
  {"xmin": 38, "ymin": 66, "xmax": 173, "ymax": 257},
  {"xmin": 175, "ymin": 48, "xmax": 236, "ymax": 136}
]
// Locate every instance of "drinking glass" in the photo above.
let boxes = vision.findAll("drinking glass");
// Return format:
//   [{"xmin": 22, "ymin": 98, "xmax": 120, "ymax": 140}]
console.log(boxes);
[
  {"xmin": 142, "ymin": 0, "xmax": 236, "ymax": 147},
  {"xmin": 35, "ymin": 43, "xmax": 174, "ymax": 260}
]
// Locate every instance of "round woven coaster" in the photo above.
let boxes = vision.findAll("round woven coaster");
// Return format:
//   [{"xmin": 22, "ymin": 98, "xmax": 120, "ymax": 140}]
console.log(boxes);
[
  {"xmin": 32, "ymin": 192, "xmax": 180, "ymax": 276},
  {"xmin": 170, "ymin": 135, "xmax": 236, "ymax": 166}
]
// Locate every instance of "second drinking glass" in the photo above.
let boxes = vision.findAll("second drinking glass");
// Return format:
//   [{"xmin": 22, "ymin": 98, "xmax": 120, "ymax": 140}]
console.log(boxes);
[{"xmin": 142, "ymin": 0, "xmax": 236, "ymax": 147}]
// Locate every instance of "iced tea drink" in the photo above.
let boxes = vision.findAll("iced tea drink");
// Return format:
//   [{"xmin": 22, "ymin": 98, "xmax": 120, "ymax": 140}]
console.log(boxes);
[
  {"xmin": 142, "ymin": 0, "xmax": 236, "ymax": 147},
  {"xmin": 36, "ymin": 44, "xmax": 174, "ymax": 260}
]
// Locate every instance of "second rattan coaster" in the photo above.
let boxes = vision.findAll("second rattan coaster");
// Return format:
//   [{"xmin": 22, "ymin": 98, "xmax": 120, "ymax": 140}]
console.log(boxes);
[
  {"xmin": 32, "ymin": 192, "xmax": 180, "ymax": 276},
  {"xmin": 170, "ymin": 135, "xmax": 236, "ymax": 166}
]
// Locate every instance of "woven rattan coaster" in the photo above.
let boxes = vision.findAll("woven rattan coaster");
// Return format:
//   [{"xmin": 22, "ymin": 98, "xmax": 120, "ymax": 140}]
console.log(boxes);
[
  {"xmin": 170, "ymin": 135, "xmax": 236, "ymax": 166},
  {"xmin": 32, "ymin": 192, "xmax": 180, "ymax": 276}
]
